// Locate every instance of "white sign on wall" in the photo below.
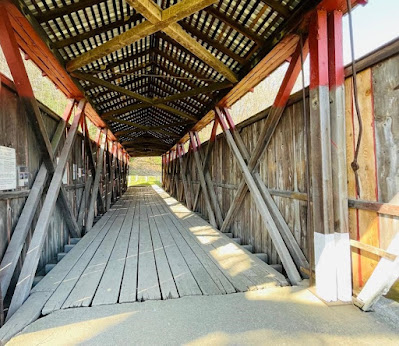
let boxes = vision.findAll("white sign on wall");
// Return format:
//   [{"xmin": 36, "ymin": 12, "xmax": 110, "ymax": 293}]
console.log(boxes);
[{"xmin": 0, "ymin": 146, "xmax": 17, "ymax": 190}]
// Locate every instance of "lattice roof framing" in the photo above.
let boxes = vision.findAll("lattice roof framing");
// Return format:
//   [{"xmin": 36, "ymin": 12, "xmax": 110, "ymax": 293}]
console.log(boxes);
[{"xmin": 4, "ymin": 0, "xmax": 332, "ymax": 156}]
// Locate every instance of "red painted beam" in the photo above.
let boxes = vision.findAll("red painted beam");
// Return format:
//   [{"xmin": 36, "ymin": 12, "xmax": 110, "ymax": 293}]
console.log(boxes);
[
  {"xmin": 189, "ymin": 132, "xmax": 198, "ymax": 152},
  {"xmin": 222, "ymin": 108, "xmax": 236, "ymax": 130},
  {"xmin": 328, "ymin": 11, "xmax": 344, "ymax": 88},
  {"xmin": 214, "ymin": 107, "xmax": 230, "ymax": 132},
  {"xmin": 309, "ymin": 10, "xmax": 329, "ymax": 90},
  {"xmin": 274, "ymin": 38, "xmax": 309, "ymax": 108},
  {"xmin": 0, "ymin": 6, "xmax": 54, "ymax": 171},
  {"xmin": 210, "ymin": 118, "xmax": 219, "ymax": 142}
]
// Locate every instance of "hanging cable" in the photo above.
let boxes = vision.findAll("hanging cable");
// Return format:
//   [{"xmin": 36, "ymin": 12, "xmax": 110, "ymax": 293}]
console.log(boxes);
[{"xmin": 346, "ymin": 0, "xmax": 363, "ymax": 196}]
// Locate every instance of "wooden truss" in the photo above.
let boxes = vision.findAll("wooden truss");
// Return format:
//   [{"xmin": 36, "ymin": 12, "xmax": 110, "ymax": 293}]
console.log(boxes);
[{"xmin": 0, "ymin": 5, "xmax": 130, "ymax": 318}]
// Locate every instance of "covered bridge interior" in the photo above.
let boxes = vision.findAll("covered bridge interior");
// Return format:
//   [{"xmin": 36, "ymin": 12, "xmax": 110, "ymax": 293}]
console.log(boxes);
[{"xmin": 1, "ymin": 0, "xmax": 399, "ymax": 342}]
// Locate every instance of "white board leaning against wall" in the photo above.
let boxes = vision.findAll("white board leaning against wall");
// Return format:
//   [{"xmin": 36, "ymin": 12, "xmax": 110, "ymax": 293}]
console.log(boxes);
[{"xmin": 0, "ymin": 145, "xmax": 17, "ymax": 190}]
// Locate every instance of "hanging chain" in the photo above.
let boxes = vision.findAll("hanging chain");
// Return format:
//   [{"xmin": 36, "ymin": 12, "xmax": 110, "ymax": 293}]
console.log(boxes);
[{"xmin": 346, "ymin": 0, "xmax": 363, "ymax": 197}]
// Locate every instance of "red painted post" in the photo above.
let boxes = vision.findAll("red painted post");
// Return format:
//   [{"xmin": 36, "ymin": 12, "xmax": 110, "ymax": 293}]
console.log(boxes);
[
  {"xmin": 309, "ymin": 9, "xmax": 336, "ymax": 302},
  {"xmin": 328, "ymin": 10, "xmax": 352, "ymax": 302}
]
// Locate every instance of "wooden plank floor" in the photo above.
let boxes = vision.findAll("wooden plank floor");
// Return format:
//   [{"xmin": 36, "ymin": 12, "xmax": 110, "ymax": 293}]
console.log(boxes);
[{"xmin": 37, "ymin": 186, "xmax": 288, "ymax": 315}]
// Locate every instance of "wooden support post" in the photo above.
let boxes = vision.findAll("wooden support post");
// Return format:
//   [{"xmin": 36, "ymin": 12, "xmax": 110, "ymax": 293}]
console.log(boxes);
[
  {"xmin": 115, "ymin": 146, "xmax": 121, "ymax": 197},
  {"xmin": 86, "ymin": 129, "xmax": 108, "ymax": 231},
  {"xmin": 0, "ymin": 100, "xmax": 75, "ymax": 300},
  {"xmin": 192, "ymin": 119, "xmax": 219, "ymax": 211},
  {"xmin": 161, "ymin": 154, "xmax": 165, "ymax": 188},
  {"xmin": 7, "ymin": 100, "xmax": 86, "ymax": 318},
  {"xmin": 189, "ymin": 132, "xmax": 217, "ymax": 228},
  {"xmin": 328, "ymin": 10, "xmax": 352, "ymax": 302},
  {"xmin": 111, "ymin": 142, "xmax": 118, "ymax": 202},
  {"xmin": 170, "ymin": 150, "xmax": 178, "ymax": 197},
  {"xmin": 309, "ymin": 10, "xmax": 336, "ymax": 301},
  {"xmin": 177, "ymin": 145, "xmax": 193, "ymax": 209},
  {"xmin": 77, "ymin": 173, "xmax": 93, "ymax": 230},
  {"xmin": 215, "ymin": 108, "xmax": 302, "ymax": 285},
  {"xmin": 105, "ymin": 140, "xmax": 113, "ymax": 211}
]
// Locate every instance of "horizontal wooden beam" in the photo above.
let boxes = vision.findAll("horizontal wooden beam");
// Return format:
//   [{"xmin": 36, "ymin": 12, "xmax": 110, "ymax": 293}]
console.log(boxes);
[
  {"xmin": 205, "ymin": 7, "xmax": 264, "ymax": 45},
  {"xmin": 36, "ymin": 0, "xmax": 106, "ymax": 23},
  {"xmin": 72, "ymin": 71, "xmax": 197, "ymax": 121},
  {"xmin": 66, "ymin": 21, "xmax": 158, "ymax": 71},
  {"xmin": 260, "ymin": 0, "xmax": 290, "ymax": 17},
  {"xmin": 348, "ymin": 199, "xmax": 399, "ymax": 217},
  {"xmin": 53, "ymin": 14, "xmax": 142, "ymax": 49}
]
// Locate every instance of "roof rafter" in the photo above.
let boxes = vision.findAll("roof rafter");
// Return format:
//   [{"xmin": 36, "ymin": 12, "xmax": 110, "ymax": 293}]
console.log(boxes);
[
  {"xmin": 66, "ymin": 0, "xmax": 238, "ymax": 83},
  {"xmin": 72, "ymin": 71, "xmax": 197, "ymax": 121},
  {"xmin": 101, "ymin": 81, "xmax": 231, "ymax": 118},
  {"xmin": 36, "ymin": 0, "xmax": 108, "ymax": 23},
  {"xmin": 53, "ymin": 14, "xmax": 143, "ymax": 49},
  {"xmin": 260, "ymin": 0, "xmax": 291, "ymax": 18},
  {"xmin": 105, "ymin": 116, "xmax": 181, "ymax": 138},
  {"xmin": 114, "ymin": 121, "xmax": 192, "ymax": 137},
  {"xmin": 204, "ymin": 7, "xmax": 264, "ymax": 45}
]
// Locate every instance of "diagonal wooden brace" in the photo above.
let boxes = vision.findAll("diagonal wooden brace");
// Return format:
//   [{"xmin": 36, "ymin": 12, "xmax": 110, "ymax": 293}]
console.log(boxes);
[
  {"xmin": 192, "ymin": 119, "xmax": 219, "ymax": 211},
  {"xmin": 215, "ymin": 107, "xmax": 302, "ymax": 285},
  {"xmin": 86, "ymin": 128, "xmax": 108, "ymax": 231},
  {"xmin": 0, "ymin": 6, "xmax": 81, "ymax": 237},
  {"xmin": 177, "ymin": 144, "xmax": 193, "ymax": 209},
  {"xmin": 189, "ymin": 131, "xmax": 217, "ymax": 228},
  {"xmin": 0, "ymin": 7, "xmax": 54, "ymax": 172},
  {"xmin": 220, "ymin": 39, "xmax": 309, "ymax": 235},
  {"xmin": 0, "ymin": 100, "xmax": 75, "ymax": 300},
  {"xmin": 221, "ymin": 106, "xmax": 309, "ymax": 271},
  {"xmin": 7, "ymin": 100, "xmax": 86, "ymax": 319}
]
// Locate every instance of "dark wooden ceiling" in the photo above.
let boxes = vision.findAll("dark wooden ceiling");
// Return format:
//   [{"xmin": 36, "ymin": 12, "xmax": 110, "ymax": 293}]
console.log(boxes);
[{"xmin": 18, "ymin": 0, "xmax": 320, "ymax": 156}]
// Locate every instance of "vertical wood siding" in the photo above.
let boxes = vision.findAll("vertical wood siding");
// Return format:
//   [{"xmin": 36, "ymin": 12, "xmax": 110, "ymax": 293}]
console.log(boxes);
[{"xmin": 166, "ymin": 51, "xmax": 399, "ymax": 291}]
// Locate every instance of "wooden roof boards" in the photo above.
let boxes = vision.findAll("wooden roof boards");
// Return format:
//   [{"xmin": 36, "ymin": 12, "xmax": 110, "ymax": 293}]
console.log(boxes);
[{"xmin": 7, "ymin": 0, "xmax": 323, "ymax": 156}]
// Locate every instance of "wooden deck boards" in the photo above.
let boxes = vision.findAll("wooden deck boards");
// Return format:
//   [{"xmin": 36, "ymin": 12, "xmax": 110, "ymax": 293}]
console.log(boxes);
[
  {"xmin": 16, "ymin": 186, "xmax": 289, "ymax": 317},
  {"xmin": 0, "ymin": 185, "xmax": 289, "ymax": 343}
]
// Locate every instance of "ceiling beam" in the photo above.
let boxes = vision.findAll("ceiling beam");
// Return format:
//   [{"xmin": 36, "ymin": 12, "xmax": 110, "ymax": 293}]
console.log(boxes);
[
  {"xmin": 66, "ymin": 0, "xmax": 237, "ymax": 82},
  {"xmin": 72, "ymin": 71, "xmax": 197, "ymax": 121},
  {"xmin": 205, "ymin": 7, "xmax": 264, "ymax": 45},
  {"xmin": 105, "ymin": 116, "xmax": 181, "ymax": 138},
  {"xmin": 53, "ymin": 14, "xmax": 142, "ymax": 49},
  {"xmin": 179, "ymin": 21, "xmax": 246, "ymax": 65},
  {"xmin": 66, "ymin": 21, "xmax": 158, "ymax": 71},
  {"xmin": 114, "ymin": 121, "xmax": 192, "ymax": 136},
  {"xmin": 129, "ymin": 0, "xmax": 238, "ymax": 82},
  {"xmin": 36, "ymin": 0, "xmax": 107, "ymax": 23},
  {"xmin": 101, "ymin": 81, "xmax": 231, "ymax": 118},
  {"xmin": 260, "ymin": 0, "xmax": 291, "ymax": 18},
  {"xmin": 66, "ymin": 0, "xmax": 215, "ymax": 71}
]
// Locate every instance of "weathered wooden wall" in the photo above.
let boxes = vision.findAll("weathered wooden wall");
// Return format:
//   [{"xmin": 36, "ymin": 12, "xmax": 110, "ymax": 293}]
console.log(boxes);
[
  {"xmin": 164, "ymin": 41, "xmax": 399, "ymax": 292},
  {"xmin": 0, "ymin": 74, "xmax": 128, "ymax": 301}
]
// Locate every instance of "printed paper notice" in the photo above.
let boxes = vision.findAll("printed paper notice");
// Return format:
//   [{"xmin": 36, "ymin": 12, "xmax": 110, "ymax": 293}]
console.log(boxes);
[{"xmin": 0, "ymin": 146, "xmax": 17, "ymax": 190}]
